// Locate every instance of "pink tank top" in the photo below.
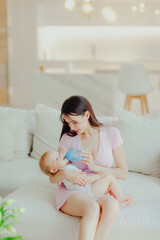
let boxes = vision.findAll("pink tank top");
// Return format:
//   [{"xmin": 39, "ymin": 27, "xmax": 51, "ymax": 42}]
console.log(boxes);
[{"xmin": 59, "ymin": 126, "xmax": 123, "ymax": 174}]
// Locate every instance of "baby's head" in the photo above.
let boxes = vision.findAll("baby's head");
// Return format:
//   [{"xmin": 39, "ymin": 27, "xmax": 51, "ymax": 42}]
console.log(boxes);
[{"xmin": 39, "ymin": 150, "xmax": 68, "ymax": 176}]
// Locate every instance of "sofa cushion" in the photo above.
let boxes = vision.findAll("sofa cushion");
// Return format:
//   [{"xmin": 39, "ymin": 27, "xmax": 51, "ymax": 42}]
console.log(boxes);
[
  {"xmin": 0, "ymin": 119, "xmax": 16, "ymax": 161},
  {"xmin": 0, "ymin": 107, "xmax": 34, "ymax": 158},
  {"xmin": 117, "ymin": 109, "xmax": 160, "ymax": 177},
  {"xmin": 31, "ymin": 104, "xmax": 62, "ymax": 160},
  {"xmin": 4, "ymin": 172, "xmax": 160, "ymax": 240}
]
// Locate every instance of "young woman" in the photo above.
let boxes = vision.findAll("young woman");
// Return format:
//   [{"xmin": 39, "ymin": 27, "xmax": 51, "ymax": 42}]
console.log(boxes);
[{"xmin": 49, "ymin": 95, "xmax": 131, "ymax": 240}]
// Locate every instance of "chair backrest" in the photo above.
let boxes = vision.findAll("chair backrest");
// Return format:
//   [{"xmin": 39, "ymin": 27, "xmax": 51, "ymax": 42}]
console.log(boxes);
[{"xmin": 118, "ymin": 64, "xmax": 152, "ymax": 95}]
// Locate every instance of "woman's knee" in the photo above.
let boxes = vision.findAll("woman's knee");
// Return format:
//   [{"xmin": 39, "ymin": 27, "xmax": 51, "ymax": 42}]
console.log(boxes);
[
  {"xmin": 99, "ymin": 195, "xmax": 119, "ymax": 215},
  {"xmin": 83, "ymin": 200, "xmax": 100, "ymax": 218}
]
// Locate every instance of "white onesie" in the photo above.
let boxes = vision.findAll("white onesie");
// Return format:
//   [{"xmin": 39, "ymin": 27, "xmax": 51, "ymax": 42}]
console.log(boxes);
[{"xmin": 62, "ymin": 164, "xmax": 92, "ymax": 197}]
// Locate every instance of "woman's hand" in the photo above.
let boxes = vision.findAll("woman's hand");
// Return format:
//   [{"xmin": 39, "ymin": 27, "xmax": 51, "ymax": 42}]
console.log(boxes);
[
  {"xmin": 64, "ymin": 169, "xmax": 88, "ymax": 186},
  {"xmin": 81, "ymin": 151, "xmax": 98, "ymax": 172}
]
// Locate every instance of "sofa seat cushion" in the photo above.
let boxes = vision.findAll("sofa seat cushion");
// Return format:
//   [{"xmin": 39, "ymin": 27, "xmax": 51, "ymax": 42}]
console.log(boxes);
[
  {"xmin": 4, "ymin": 172, "xmax": 160, "ymax": 240},
  {"xmin": 0, "ymin": 157, "xmax": 42, "ymax": 197}
]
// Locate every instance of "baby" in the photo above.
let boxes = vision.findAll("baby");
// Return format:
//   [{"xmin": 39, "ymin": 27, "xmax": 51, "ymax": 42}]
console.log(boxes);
[{"xmin": 39, "ymin": 150, "xmax": 132, "ymax": 208}]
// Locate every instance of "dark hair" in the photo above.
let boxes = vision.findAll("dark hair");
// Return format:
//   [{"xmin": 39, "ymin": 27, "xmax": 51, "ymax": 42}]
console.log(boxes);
[{"xmin": 60, "ymin": 95, "xmax": 103, "ymax": 139}]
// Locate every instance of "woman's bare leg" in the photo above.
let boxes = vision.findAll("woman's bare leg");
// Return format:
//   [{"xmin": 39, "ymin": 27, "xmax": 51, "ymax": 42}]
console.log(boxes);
[
  {"xmin": 94, "ymin": 195, "xmax": 119, "ymax": 240},
  {"xmin": 60, "ymin": 192, "xmax": 100, "ymax": 240}
]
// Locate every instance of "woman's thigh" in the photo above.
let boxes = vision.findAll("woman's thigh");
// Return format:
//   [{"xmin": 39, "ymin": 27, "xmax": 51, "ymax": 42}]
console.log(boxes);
[{"xmin": 60, "ymin": 192, "xmax": 100, "ymax": 217}]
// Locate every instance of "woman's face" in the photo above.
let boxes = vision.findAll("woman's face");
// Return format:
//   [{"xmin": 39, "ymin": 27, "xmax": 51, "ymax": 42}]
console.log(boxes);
[{"xmin": 63, "ymin": 111, "xmax": 90, "ymax": 135}]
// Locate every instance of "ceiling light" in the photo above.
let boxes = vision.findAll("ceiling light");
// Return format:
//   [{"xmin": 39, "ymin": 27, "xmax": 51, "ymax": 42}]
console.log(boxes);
[
  {"xmin": 139, "ymin": 7, "xmax": 145, "ymax": 13},
  {"xmin": 102, "ymin": 7, "xmax": 116, "ymax": 22},
  {"xmin": 155, "ymin": 9, "xmax": 160, "ymax": 15},
  {"xmin": 82, "ymin": 3, "xmax": 93, "ymax": 14},
  {"xmin": 65, "ymin": 0, "xmax": 76, "ymax": 11},
  {"xmin": 139, "ymin": 3, "xmax": 145, "ymax": 9},
  {"xmin": 131, "ymin": 6, "xmax": 138, "ymax": 11},
  {"xmin": 84, "ymin": 0, "xmax": 91, "ymax": 2}
]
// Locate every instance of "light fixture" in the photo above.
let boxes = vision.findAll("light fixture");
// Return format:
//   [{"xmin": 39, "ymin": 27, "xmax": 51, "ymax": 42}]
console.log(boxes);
[
  {"xmin": 131, "ymin": 6, "xmax": 138, "ymax": 11},
  {"xmin": 139, "ymin": 2, "xmax": 146, "ymax": 13},
  {"xmin": 102, "ymin": 7, "xmax": 116, "ymax": 22},
  {"xmin": 155, "ymin": 9, "xmax": 160, "ymax": 15},
  {"xmin": 139, "ymin": 2, "xmax": 145, "ymax": 9},
  {"xmin": 64, "ymin": 0, "xmax": 76, "ymax": 11},
  {"xmin": 82, "ymin": 2, "xmax": 93, "ymax": 14}
]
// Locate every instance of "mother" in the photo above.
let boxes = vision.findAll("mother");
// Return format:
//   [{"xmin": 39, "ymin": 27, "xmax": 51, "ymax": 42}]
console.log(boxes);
[{"xmin": 50, "ymin": 95, "xmax": 128, "ymax": 240}]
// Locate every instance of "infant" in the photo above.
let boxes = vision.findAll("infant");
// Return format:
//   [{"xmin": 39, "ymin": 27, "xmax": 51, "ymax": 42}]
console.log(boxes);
[
  {"xmin": 39, "ymin": 150, "xmax": 92, "ymax": 196},
  {"xmin": 39, "ymin": 150, "xmax": 132, "ymax": 208}
]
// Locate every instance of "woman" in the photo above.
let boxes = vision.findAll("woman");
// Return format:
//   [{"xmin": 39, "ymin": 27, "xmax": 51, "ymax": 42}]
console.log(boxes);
[{"xmin": 50, "ymin": 95, "xmax": 129, "ymax": 240}]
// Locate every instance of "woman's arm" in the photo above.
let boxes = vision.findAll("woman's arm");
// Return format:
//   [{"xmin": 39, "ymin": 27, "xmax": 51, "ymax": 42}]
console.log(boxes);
[
  {"xmin": 82, "ymin": 145, "xmax": 128, "ymax": 180},
  {"xmin": 95, "ymin": 145, "xmax": 128, "ymax": 180}
]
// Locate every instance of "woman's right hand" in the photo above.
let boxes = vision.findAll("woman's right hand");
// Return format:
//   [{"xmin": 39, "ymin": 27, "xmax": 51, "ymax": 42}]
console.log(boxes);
[{"xmin": 64, "ymin": 169, "xmax": 88, "ymax": 186}]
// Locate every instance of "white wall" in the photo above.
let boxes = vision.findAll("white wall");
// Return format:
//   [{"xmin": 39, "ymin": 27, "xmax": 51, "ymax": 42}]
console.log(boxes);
[
  {"xmin": 6, "ymin": 0, "xmax": 160, "ymax": 113},
  {"xmin": 38, "ymin": 26, "xmax": 160, "ymax": 62},
  {"xmin": 7, "ymin": 0, "xmax": 37, "ymax": 108}
]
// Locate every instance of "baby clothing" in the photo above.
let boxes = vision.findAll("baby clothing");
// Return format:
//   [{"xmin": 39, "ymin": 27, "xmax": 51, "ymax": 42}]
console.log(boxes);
[
  {"xmin": 55, "ymin": 126, "xmax": 123, "ymax": 211},
  {"xmin": 62, "ymin": 164, "xmax": 92, "ymax": 197}
]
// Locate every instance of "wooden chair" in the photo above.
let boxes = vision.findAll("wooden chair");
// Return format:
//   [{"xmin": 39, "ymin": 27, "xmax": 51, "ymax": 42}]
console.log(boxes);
[{"xmin": 119, "ymin": 64, "xmax": 152, "ymax": 114}]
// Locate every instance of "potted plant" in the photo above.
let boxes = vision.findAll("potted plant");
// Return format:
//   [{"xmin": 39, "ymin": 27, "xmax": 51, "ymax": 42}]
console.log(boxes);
[{"xmin": 0, "ymin": 197, "xmax": 25, "ymax": 240}]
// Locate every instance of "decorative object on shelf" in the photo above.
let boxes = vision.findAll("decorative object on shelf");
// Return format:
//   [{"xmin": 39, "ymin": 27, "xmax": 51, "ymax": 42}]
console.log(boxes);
[
  {"xmin": 0, "ymin": 197, "xmax": 26, "ymax": 240},
  {"xmin": 66, "ymin": 61, "xmax": 74, "ymax": 73},
  {"xmin": 118, "ymin": 64, "xmax": 152, "ymax": 114},
  {"xmin": 39, "ymin": 65, "xmax": 44, "ymax": 72}
]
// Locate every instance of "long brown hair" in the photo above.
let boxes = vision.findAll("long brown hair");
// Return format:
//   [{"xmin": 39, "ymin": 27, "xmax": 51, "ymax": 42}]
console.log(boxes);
[{"xmin": 60, "ymin": 95, "xmax": 102, "ymax": 139}]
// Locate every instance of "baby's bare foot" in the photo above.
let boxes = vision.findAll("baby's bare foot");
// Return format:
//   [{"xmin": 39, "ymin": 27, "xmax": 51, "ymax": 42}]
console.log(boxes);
[{"xmin": 117, "ymin": 195, "xmax": 133, "ymax": 208}]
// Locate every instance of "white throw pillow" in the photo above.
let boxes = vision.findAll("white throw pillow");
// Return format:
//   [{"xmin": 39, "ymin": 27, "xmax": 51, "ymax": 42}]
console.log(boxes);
[
  {"xmin": 31, "ymin": 104, "xmax": 62, "ymax": 160},
  {"xmin": 117, "ymin": 108, "xmax": 160, "ymax": 177},
  {"xmin": 0, "ymin": 119, "xmax": 16, "ymax": 161},
  {"xmin": 0, "ymin": 107, "xmax": 34, "ymax": 158}
]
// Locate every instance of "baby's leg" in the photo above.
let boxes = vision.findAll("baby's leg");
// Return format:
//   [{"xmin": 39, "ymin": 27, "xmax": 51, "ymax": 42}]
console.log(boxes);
[
  {"xmin": 89, "ymin": 174, "xmax": 132, "ymax": 208},
  {"xmin": 89, "ymin": 174, "xmax": 114, "ymax": 199}
]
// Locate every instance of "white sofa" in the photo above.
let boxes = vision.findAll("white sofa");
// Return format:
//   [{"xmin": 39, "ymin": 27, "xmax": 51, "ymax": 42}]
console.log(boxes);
[{"xmin": 1, "ymin": 104, "xmax": 160, "ymax": 240}]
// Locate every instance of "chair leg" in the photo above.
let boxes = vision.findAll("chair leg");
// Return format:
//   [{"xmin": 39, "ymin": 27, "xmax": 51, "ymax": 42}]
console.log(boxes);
[
  {"xmin": 124, "ymin": 95, "xmax": 129, "ymax": 110},
  {"xmin": 128, "ymin": 95, "xmax": 132, "ymax": 110},
  {"xmin": 140, "ymin": 95, "xmax": 145, "ymax": 114},
  {"xmin": 143, "ymin": 95, "xmax": 149, "ymax": 114},
  {"xmin": 124, "ymin": 95, "xmax": 131, "ymax": 110}
]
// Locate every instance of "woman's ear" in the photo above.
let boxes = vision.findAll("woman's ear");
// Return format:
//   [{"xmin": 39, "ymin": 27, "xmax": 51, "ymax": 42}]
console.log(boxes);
[
  {"xmin": 85, "ymin": 111, "xmax": 90, "ymax": 120},
  {"xmin": 50, "ymin": 168, "xmax": 58, "ymax": 174}
]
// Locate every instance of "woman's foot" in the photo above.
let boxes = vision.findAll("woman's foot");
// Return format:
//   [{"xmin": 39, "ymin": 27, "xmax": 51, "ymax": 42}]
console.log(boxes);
[{"xmin": 117, "ymin": 195, "xmax": 133, "ymax": 209}]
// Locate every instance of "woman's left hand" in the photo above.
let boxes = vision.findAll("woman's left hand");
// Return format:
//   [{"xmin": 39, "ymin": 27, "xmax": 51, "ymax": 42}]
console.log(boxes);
[{"xmin": 81, "ymin": 151, "xmax": 98, "ymax": 172}]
